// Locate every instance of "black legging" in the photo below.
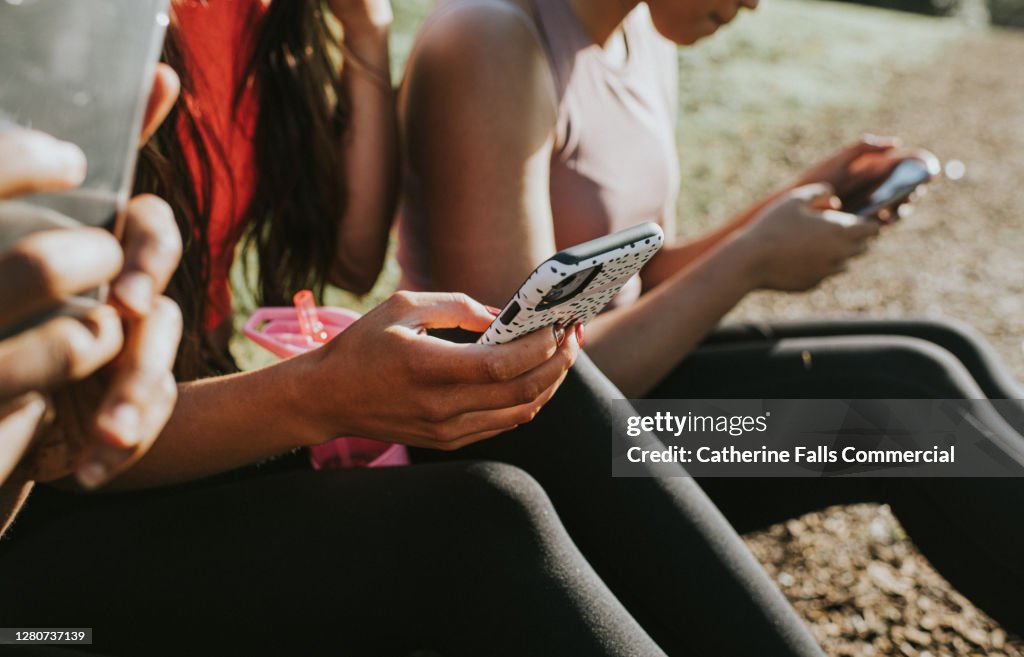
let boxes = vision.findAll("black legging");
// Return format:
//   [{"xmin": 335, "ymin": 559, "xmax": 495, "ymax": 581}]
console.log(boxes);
[
  {"xmin": 6, "ymin": 317, "xmax": 1017, "ymax": 656},
  {"xmin": 0, "ymin": 462, "xmax": 666, "ymax": 657},
  {"xmin": 418, "ymin": 317, "xmax": 1024, "ymax": 648},
  {"xmin": 654, "ymin": 318, "xmax": 1024, "ymax": 633},
  {"xmin": 0, "ymin": 358, "xmax": 826, "ymax": 657},
  {"xmin": 415, "ymin": 357, "xmax": 828, "ymax": 657}
]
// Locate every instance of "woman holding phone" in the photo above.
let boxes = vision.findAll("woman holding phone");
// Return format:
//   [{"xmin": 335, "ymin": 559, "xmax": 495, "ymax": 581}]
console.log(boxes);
[
  {"xmin": 0, "ymin": 3, "xmax": 851, "ymax": 655},
  {"xmin": 397, "ymin": 0, "xmax": 1024, "ymax": 645},
  {"xmin": 0, "ymin": 3, "xmax": 679, "ymax": 656},
  {"xmin": 2, "ymin": 2, "xmax": 819, "ymax": 657}
]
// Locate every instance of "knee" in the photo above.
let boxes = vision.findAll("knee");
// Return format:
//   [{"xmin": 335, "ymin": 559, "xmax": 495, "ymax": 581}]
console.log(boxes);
[
  {"xmin": 803, "ymin": 334, "xmax": 968, "ymax": 385},
  {"xmin": 909, "ymin": 316, "xmax": 990, "ymax": 352},
  {"xmin": 456, "ymin": 461, "xmax": 557, "ymax": 531},
  {"xmin": 856, "ymin": 336, "xmax": 980, "ymax": 396}
]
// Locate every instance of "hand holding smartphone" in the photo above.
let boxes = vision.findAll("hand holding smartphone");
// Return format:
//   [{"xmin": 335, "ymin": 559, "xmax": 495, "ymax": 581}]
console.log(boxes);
[
  {"xmin": 0, "ymin": 0, "xmax": 171, "ymax": 337},
  {"xmin": 846, "ymin": 150, "xmax": 941, "ymax": 221},
  {"xmin": 0, "ymin": 0, "xmax": 170, "ymax": 233},
  {"xmin": 480, "ymin": 222, "xmax": 664, "ymax": 345}
]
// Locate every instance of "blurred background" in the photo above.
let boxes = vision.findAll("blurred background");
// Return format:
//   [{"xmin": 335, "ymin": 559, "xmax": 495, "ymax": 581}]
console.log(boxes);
[{"xmin": 233, "ymin": 0, "xmax": 1024, "ymax": 654}]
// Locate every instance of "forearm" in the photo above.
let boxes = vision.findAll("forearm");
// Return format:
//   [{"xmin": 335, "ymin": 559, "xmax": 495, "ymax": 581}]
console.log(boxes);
[
  {"xmin": 330, "ymin": 26, "xmax": 398, "ymax": 294},
  {"xmin": 586, "ymin": 235, "xmax": 760, "ymax": 397},
  {"xmin": 106, "ymin": 356, "xmax": 325, "ymax": 490},
  {"xmin": 643, "ymin": 189, "xmax": 789, "ymax": 288}
]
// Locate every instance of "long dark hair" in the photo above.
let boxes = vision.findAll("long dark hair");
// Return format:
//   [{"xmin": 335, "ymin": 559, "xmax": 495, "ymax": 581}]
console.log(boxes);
[{"xmin": 134, "ymin": 0, "xmax": 349, "ymax": 380}]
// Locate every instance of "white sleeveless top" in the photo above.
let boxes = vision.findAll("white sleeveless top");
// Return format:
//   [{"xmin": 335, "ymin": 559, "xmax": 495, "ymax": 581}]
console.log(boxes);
[{"xmin": 398, "ymin": 0, "xmax": 680, "ymax": 309}]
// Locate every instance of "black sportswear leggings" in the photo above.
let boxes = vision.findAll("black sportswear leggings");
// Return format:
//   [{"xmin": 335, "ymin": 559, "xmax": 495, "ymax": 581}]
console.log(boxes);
[
  {"xmin": 0, "ymin": 360, "xmax": 826, "ymax": 657},
  {"xmin": 0, "ymin": 462, "xmax": 667, "ymax": 657},
  {"xmin": 650, "ymin": 317, "xmax": 1024, "ymax": 634},
  {"xmin": 418, "ymin": 317, "xmax": 1024, "ymax": 649},
  {"xmin": 6, "ymin": 317, "xmax": 1017, "ymax": 656}
]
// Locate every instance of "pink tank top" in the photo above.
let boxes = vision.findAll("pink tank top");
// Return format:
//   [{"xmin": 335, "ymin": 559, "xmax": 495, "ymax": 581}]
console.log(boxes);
[{"xmin": 398, "ymin": 0, "xmax": 680, "ymax": 308}]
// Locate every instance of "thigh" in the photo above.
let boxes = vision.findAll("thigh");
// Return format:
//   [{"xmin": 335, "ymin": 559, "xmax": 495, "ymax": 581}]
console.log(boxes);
[
  {"xmin": 652, "ymin": 334, "xmax": 1024, "ymax": 520},
  {"xmin": 711, "ymin": 317, "xmax": 1024, "ymax": 399},
  {"xmin": 654, "ymin": 332, "xmax": 988, "ymax": 399},
  {"xmin": 0, "ymin": 463, "xmax": 663, "ymax": 657},
  {"xmin": 416, "ymin": 354, "xmax": 826, "ymax": 657}
]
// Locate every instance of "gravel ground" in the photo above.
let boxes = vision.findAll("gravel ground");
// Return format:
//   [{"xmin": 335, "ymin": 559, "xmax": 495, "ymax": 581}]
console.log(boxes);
[
  {"xmin": 734, "ymin": 27, "xmax": 1024, "ymax": 656},
  {"xmin": 746, "ymin": 504, "xmax": 1023, "ymax": 656}
]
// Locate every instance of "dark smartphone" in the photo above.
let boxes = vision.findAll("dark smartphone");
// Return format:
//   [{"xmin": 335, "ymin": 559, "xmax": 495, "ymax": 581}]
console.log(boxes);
[
  {"xmin": 850, "ymin": 153, "xmax": 940, "ymax": 219},
  {"xmin": 0, "ymin": 0, "xmax": 170, "ymax": 339}
]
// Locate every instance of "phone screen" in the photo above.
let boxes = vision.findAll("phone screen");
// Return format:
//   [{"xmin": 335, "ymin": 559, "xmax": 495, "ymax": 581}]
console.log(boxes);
[{"xmin": 0, "ymin": 0, "xmax": 170, "ymax": 233}]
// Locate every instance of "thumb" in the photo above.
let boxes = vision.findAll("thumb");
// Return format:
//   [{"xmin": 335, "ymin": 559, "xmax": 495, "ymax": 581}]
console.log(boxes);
[
  {"xmin": 403, "ymin": 292, "xmax": 497, "ymax": 333},
  {"xmin": 139, "ymin": 64, "xmax": 181, "ymax": 146},
  {"xmin": 789, "ymin": 182, "xmax": 835, "ymax": 205}
]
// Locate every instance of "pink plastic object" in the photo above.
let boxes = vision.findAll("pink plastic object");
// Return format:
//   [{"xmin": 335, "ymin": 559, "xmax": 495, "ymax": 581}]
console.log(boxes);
[
  {"xmin": 293, "ymin": 290, "xmax": 329, "ymax": 343},
  {"xmin": 242, "ymin": 302, "xmax": 409, "ymax": 469}
]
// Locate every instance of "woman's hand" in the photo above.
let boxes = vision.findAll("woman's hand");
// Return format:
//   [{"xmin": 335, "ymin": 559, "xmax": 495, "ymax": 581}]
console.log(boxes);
[
  {"xmin": 299, "ymin": 291, "xmax": 581, "ymax": 451},
  {"xmin": 6, "ymin": 193, "xmax": 183, "ymax": 488},
  {"xmin": 736, "ymin": 183, "xmax": 880, "ymax": 292},
  {"xmin": 793, "ymin": 135, "xmax": 906, "ymax": 209},
  {"xmin": 1, "ymin": 59, "xmax": 183, "ymax": 489},
  {"xmin": 0, "ymin": 129, "xmax": 118, "ymax": 484}
]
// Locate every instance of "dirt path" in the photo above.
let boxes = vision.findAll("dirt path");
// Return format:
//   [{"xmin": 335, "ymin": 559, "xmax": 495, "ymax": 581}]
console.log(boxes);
[{"xmin": 736, "ymin": 28, "xmax": 1024, "ymax": 657}]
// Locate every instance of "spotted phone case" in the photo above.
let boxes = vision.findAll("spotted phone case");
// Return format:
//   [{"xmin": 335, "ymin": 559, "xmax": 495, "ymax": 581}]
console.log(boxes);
[{"xmin": 479, "ymin": 222, "xmax": 664, "ymax": 345}]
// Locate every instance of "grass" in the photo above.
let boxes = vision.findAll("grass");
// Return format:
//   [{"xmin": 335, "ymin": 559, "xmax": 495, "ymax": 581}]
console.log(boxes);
[{"xmin": 230, "ymin": 0, "xmax": 972, "ymax": 370}]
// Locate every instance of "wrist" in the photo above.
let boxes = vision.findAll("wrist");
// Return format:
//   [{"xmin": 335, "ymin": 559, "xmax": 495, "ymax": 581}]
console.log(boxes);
[
  {"xmin": 281, "ymin": 350, "xmax": 339, "ymax": 447},
  {"xmin": 339, "ymin": 27, "xmax": 392, "ymax": 89},
  {"xmin": 718, "ymin": 231, "xmax": 766, "ymax": 292},
  {"xmin": 341, "ymin": 19, "xmax": 390, "ymax": 59}
]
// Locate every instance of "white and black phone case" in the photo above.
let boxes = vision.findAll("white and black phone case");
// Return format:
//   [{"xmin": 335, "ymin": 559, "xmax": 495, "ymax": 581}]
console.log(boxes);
[{"xmin": 480, "ymin": 222, "xmax": 664, "ymax": 345}]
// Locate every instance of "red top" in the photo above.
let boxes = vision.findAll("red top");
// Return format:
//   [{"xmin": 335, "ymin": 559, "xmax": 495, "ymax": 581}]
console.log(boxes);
[{"xmin": 174, "ymin": 0, "xmax": 266, "ymax": 330}]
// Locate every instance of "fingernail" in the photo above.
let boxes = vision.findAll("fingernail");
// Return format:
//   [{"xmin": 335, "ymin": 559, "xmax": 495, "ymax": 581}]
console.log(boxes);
[
  {"xmin": 485, "ymin": 306, "xmax": 502, "ymax": 317},
  {"xmin": 114, "ymin": 272, "xmax": 154, "ymax": 315},
  {"xmin": 79, "ymin": 442, "xmax": 134, "ymax": 490},
  {"xmin": 553, "ymin": 324, "xmax": 566, "ymax": 346},
  {"xmin": 98, "ymin": 403, "xmax": 140, "ymax": 448},
  {"xmin": 59, "ymin": 142, "xmax": 88, "ymax": 185},
  {"xmin": 76, "ymin": 461, "xmax": 108, "ymax": 490},
  {"xmin": 575, "ymin": 323, "xmax": 585, "ymax": 347},
  {"xmin": 830, "ymin": 196, "xmax": 842, "ymax": 210},
  {"xmin": 862, "ymin": 133, "xmax": 889, "ymax": 147}
]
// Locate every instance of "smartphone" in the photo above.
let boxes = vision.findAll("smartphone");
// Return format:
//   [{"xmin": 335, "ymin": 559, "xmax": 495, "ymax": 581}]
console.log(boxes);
[
  {"xmin": 0, "ymin": 0, "xmax": 170, "ymax": 339},
  {"xmin": 0, "ymin": 0, "xmax": 170, "ymax": 234},
  {"xmin": 851, "ymin": 152, "xmax": 941, "ymax": 219},
  {"xmin": 479, "ymin": 222, "xmax": 665, "ymax": 345}
]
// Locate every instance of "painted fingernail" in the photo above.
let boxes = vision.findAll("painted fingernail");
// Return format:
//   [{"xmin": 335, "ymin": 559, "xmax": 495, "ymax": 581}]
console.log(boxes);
[
  {"xmin": 485, "ymin": 306, "xmax": 502, "ymax": 317},
  {"xmin": 575, "ymin": 323, "xmax": 585, "ymax": 347},
  {"xmin": 98, "ymin": 403, "xmax": 141, "ymax": 448},
  {"xmin": 553, "ymin": 324, "xmax": 566, "ymax": 346},
  {"xmin": 114, "ymin": 272, "xmax": 154, "ymax": 315},
  {"xmin": 76, "ymin": 461, "xmax": 108, "ymax": 490}
]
